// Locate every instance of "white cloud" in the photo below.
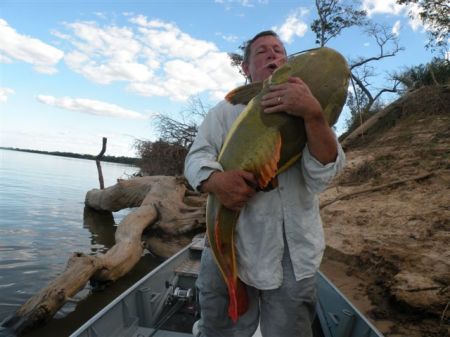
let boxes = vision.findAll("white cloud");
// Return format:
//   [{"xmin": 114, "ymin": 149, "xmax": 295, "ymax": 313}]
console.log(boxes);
[
  {"xmin": 60, "ymin": 20, "xmax": 151, "ymax": 84},
  {"xmin": 36, "ymin": 95, "xmax": 147, "ymax": 119},
  {"xmin": 0, "ymin": 87, "xmax": 15, "ymax": 103},
  {"xmin": 392, "ymin": 20, "xmax": 401, "ymax": 36},
  {"xmin": 128, "ymin": 50, "xmax": 241, "ymax": 101},
  {"xmin": 406, "ymin": 3, "xmax": 424, "ymax": 32},
  {"xmin": 361, "ymin": 0, "xmax": 424, "ymax": 32},
  {"xmin": 54, "ymin": 15, "xmax": 243, "ymax": 101},
  {"xmin": 216, "ymin": 32, "xmax": 239, "ymax": 43},
  {"xmin": 273, "ymin": 8, "xmax": 309, "ymax": 44},
  {"xmin": 362, "ymin": 0, "xmax": 405, "ymax": 17},
  {"xmin": 0, "ymin": 19, "xmax": 64, "ymax": 74},
  {"xmin": 134, "ymin": 16, "xmax": 218, "ymax": 59}
]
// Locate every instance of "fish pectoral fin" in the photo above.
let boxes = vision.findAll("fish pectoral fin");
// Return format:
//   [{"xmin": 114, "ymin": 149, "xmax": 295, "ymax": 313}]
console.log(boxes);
[
  {"xmin": 225, "ymin": 82, "xmax": 263, "ymax": 105},
  {"xmin": 253, "ymin": 131, "xmax": 282, "ymax": 190},
  {"xmin": 260, "ymin": 176, "xmax": 278, "ymax": 191}
]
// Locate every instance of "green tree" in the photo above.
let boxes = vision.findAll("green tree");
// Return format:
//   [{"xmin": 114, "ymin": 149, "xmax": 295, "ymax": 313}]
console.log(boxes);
[
  {"xmin": 344, "ymin": 88, "xmax": 384, "ymax": 135},
  {"xmin": 311, "ymin": 0, "xmax": 367, "ymax": 47},
  {"xmin": 228, "ymin": 42, "xmax": 246, "ymax": 80},
  {"xmin": 397, "ymin": 0, "xmax": 449, "ymax": 52},
  {"xmin": 393, "ymin": 57, "xmax": 450, "ymax": 90}
]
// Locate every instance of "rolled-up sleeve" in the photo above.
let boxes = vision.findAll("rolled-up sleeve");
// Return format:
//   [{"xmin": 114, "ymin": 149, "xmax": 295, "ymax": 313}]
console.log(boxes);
[
  {"xmin": 184, "ymin": 101, "xmax": 230, "ymax": 191},
  {"xmin": 301, "ymin": 139, "xmax": 346, "ymax": 194}
]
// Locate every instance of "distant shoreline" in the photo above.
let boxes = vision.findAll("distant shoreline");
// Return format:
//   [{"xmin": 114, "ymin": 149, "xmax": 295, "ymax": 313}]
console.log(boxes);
[{"xmin": 0, "ymin": 147, "xmax": 139, "ymax": 165}]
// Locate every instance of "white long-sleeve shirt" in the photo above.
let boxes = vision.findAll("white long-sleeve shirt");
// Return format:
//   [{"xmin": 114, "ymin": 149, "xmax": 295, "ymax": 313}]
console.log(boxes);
[{"xmin": 184, "ymin": 99, "xmax": 345, "ymax": 289}]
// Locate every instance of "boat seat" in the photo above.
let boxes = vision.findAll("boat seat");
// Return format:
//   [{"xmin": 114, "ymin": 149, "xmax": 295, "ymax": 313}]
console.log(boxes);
[
  {"xmin": 174, "ymin": 257, "xmax": 200, "ymax": 277},
  {"xmin": 190, "ymin": 236, "xmax": 206, "ymax": 251},
  {"xmin": 174, "ymin": 237, "xmax": 203, "ymax": 279}
]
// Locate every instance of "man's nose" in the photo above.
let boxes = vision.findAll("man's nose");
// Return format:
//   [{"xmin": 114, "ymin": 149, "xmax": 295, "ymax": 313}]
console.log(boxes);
[{"xmin": 266, "ymin": 48, "xmax": 277, "ymax": 59}]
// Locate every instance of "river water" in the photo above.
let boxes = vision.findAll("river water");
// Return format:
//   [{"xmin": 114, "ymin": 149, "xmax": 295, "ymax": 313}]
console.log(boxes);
[{"xmin": 0, "ymin": 149, "xmax": 163, "ymax": 336}]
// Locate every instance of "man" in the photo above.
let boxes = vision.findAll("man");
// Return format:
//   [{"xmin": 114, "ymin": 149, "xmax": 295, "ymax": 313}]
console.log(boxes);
[{"xmin": 184, "ymin": 30, "xmax": 345, "ymax": 337}]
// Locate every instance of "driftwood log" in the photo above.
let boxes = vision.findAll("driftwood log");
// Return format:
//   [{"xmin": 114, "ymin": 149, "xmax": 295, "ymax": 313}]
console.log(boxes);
[{"xmin": 2, "ymin": 176, "xmax": 206, "ymax": 335}]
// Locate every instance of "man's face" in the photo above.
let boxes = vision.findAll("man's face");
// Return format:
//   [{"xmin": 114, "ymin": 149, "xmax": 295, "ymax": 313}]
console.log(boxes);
[{"xmin": 242, "ymin": 35, "xmax": 287, "ymax": 83}]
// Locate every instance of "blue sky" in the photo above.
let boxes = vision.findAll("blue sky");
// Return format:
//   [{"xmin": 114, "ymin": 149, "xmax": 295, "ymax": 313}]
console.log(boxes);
[{"xmin": 0, "ymin": 0, "xmax": 439, "ymax": 157}]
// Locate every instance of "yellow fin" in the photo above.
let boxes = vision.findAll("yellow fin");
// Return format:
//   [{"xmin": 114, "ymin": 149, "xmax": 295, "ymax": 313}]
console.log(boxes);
[
  {"xmin": 225, "ymin": 82, "xmax": 263, "ymax": 105},
  {"xmin": 255, "ymin": 132, "xmax": 282, "ymax": 189}
]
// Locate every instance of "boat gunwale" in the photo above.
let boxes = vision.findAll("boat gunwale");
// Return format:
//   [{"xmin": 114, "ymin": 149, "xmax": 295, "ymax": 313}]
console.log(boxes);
[{"xmin": 69, "ymin": 243, "xmax": 193, "ymax": 337}]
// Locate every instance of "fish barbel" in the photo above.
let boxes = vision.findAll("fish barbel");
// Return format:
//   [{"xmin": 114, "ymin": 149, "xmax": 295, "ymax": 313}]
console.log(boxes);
[{"xmin": 206, "ymin": 47, "xmax": 350, "ymax": 322}]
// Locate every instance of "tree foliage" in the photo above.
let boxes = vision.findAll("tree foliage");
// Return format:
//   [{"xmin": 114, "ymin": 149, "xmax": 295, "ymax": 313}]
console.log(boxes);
[
  {"xmin": 156, "ymin": 114, "xmax": 198, "ymax": 149},
  {"xmin": 311, "ymin": 0, "xmax": 367, "ymax": 47},
  {"xmin": 134, "ymin": 96, "xmax": 209, "ymax": 176},
  {"xmin": 397, "ymin": 0, "xmax": 449, "ymax": 52},
  {"xmin": 393, "ymin": 57, "xmax": 450, "ymax": 91},
  {"xmin": 228, "ymin": 42, "xmax": 247, "ymax": 80},
  {"xmin": 134, "ymin": 139, "xmax": 188, "ymax": 176}
]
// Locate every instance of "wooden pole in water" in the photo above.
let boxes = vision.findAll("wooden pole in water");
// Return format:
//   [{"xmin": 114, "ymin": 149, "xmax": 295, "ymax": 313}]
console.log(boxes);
[{"xmin": 96, "ymin": 137, "xmax": 107, "ymax": 189}]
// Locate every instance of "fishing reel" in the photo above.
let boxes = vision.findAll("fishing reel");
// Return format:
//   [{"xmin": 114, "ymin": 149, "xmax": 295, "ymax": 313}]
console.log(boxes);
[
  {"xmin": 166, "ymin": 286, "xmax": 194, "ymax": 306},
  {"xmin": 150, "ymin": 285, "xmax": 199, "ymax": 335}
]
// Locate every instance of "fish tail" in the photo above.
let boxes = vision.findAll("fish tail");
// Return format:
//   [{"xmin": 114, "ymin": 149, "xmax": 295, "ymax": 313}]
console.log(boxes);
[
  {"xmin": 227, "ymin": 278, "xmax": 248, "ymax": 323},
  {"xmin": 212, "ymin": 210, "xmax": 248, "ymax": 322}
]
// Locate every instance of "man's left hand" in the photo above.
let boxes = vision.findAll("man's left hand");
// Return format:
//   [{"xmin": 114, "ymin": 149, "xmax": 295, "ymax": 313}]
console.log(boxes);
[
  {"xmin": 261, "ymin": 76, "xmax": 338, "ymax": 165},
  {"xmin": 261, "ymin": 77, "xmax": 324, "ymax": 123}
]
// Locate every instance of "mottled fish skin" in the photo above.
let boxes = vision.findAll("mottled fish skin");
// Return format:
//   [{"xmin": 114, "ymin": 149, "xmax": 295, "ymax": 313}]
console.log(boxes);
[{"xmin": 206, "ymin": 47, "xmax": 350, "ymax": 322}]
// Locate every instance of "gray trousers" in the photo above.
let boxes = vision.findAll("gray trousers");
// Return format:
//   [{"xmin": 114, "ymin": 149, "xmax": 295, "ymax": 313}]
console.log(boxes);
[{"xmin": 196, "ymin": 244, "xmax": 317, "ymax": 337}]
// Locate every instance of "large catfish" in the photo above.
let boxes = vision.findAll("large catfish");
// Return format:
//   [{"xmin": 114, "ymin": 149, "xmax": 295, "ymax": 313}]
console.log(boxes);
[{"xmin": 206, "ymin": 47, "xmax": 350, "ymax": 322}]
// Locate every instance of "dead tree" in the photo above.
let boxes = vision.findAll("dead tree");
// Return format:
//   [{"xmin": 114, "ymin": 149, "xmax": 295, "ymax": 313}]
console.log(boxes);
[{"xmin": 349, "ymin": 24, "xmax": 404, "ymax": 113}]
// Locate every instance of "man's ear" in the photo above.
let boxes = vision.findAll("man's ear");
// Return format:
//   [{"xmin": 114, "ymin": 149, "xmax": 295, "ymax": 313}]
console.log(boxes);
[{"xmin": 241, "ymin": 62, "xmax": 251, "ymax": 81}]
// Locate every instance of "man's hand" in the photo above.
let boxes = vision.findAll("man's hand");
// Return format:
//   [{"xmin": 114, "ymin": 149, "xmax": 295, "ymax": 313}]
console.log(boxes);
[
  {"xmin": 201, "ymin": 170, "xmax": 257, "ymax": 211},
  {"xmin": 261, "ymin": 77, "xmax": 323, "ymax": 121},
  {"xmin": 261, "ymin": 77, "xmax": 338, "ymax": 165}
]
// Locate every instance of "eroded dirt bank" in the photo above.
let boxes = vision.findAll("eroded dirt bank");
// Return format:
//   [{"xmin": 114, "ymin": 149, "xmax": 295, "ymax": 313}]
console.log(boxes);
[{"xmin": 319, "ymin": 86, "xmax": 450, "ymax": 337}]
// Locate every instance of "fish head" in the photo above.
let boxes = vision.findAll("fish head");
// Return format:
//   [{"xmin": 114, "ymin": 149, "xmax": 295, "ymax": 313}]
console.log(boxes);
[{"xmin": 269, "ymin": 63, "xmax": 293, "ymax": 85}]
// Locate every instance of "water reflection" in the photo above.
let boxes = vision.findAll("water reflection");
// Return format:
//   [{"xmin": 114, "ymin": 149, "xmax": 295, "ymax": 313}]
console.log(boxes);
[{"xmin": 83, "ymin": 207, "xmax": 116, "ymax": 253}]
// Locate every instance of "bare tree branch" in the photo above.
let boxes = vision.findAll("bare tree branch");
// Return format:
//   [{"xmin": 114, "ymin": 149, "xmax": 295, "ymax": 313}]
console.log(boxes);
[{"xmin": 349, "ymin": 24, "xmax": 404, "ymax": 113}]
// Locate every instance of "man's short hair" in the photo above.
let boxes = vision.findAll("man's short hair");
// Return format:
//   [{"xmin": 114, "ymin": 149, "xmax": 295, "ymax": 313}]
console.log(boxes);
[{"xmin": 242, "ymin": 30, "xmax": 285, "ymax": 64}]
